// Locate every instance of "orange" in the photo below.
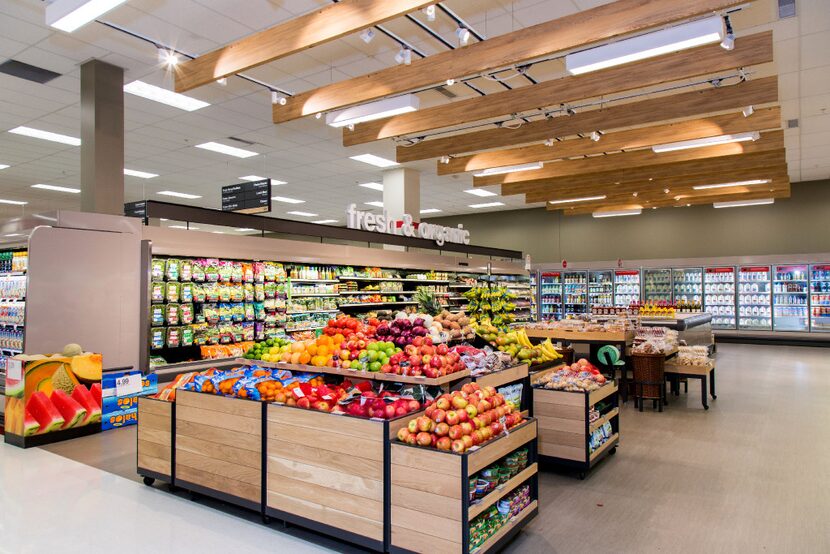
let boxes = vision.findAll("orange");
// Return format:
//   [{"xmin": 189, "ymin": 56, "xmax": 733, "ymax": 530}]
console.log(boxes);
[
  {"xmin": 291, "ymin": 342, "xmax": 305, "ymax": 353},
  {"xmin": 299, "ymin": 352, "xmax": 311, "ymax": 365},
  {"xmin": 290, "ymin": 352, "xmax": 302, "ymax": 364},
  {"xmin": 306, "ymin": 343, "xmax": 318, "ymax": 356},
  {"xmin": 317, "ymin": 345, "xmax": 330, "ymax": 358}
]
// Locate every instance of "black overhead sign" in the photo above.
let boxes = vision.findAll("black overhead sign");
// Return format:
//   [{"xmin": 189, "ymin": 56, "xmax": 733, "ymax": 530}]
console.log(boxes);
[
  {"xmin": 124, "ymin": 200, "xmax": 146, "ymax": 218},
  {"xmin": 222, "ymin": 179, "xmax": 272, "ymax": 215}
]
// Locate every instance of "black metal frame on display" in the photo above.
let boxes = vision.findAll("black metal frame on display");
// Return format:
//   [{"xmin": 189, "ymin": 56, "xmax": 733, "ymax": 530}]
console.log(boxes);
[{"xmin": 4, "ymin": 422, "xmax": 101, "ymax": 448}]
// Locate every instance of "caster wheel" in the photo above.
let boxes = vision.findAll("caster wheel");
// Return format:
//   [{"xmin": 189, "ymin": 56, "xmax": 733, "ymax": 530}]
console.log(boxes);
[
  {"xmin": 578, "ymin": 472, "xmax": 586, "ymax": 480},
  {"xmin": 712, "ymin": 395, "xmax": 718, "ymax": 400},
  {"xmin": 168, "ymin": 484, "xmax": 178, "ymax": 493},
  {"xmin": 609, "ymin": 446, "xmax": 617, "ymax": 456},
  {"xmin": 704, "ymin": 405, "xmax": 709, "ymax": 410},
  {"xmin": 262, "ymin": 515, "xmax": 272, "ymax": 525},
  {"xmin": 142, "ymin": 476, "xmax": 155, "ymax": 486}
]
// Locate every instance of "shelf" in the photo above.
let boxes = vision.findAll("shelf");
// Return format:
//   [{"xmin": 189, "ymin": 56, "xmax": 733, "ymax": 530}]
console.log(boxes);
[
  {"xmin": 285, "ymin": 309, "xmax": 339, "ymax": 315},
  {"xmin": 284, "ymin": 325, "xmax": 325, "ymax": 332},
  {"xmin": 471, "ymin": 499, "xmax": 538, "ymax": 554},
  {"xmin": 287, "ymin": 278, "xmax": 339, "ymax": 283},
  {"xmin": 0, "ymin": 323, "xmax": 24, "ymax": 329},
  {"xmin": 468, "ymin": 463, "xmax": 538, "ymax": 520},
  {"xmin": 0, "ymin": 271, "xmax": 25, "ymax": 277},
  {"xmin": 337, "ymin": 290, "xmax": 405, "ymax": 295},
  {"xmin": 289, "ymin": 293, "xmax": 339, "ymax": 297},
  {"xmin": 448, "ymin": 283, "xmax": 474, "ymax": 288},
  {"xmin": 589, "ymin": 432, "xmax": 619, "ymax": 463},
  {"xmin": 338, "ymin": 301, "xmax": 417, "ymax": 308},
  {"xmin": 0, "ymin": 298, "xmax": 25, "ymax": 303},
  {"xmin": 589, "ymin": 407, "xmax": 619, "ymax": 433},
  {"xmin": 338, "ymin": 276, "xmax": 449, "ymax": 283},
  {"xmin": 774, "ymin": 304, "xmax": 808, "ymax": 307}
]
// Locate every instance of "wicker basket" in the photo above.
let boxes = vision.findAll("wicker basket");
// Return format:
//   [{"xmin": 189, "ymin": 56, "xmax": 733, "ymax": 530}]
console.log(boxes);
[
  {"xmin": 555, "ymin": 346, "xmax": 574, "ymax": 366},
  {"xmin": 630, "ymin": 352, "xmax": 666, "ymax": 401}
]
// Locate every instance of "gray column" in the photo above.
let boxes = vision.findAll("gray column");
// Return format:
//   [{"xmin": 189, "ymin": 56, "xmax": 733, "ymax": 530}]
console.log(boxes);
[
  {"xmin": 382, "ymin": 168, "xmax": 420, "ymax": 222},
  {"xmin": 80, "ymin": 60, "xmax": 125, "ymax": 215}
]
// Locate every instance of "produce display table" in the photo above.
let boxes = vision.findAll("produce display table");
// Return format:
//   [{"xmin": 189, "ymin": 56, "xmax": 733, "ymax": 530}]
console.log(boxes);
[
  {"xmin": 525, "ymin": 328, "xmax": 634, "ymax": 345},
  {"xmin": 638, "ymin": 313, "xmax": 714, "ymax": 352},
  {"xmin": 664, "ymin": 362, "xmax": 717, "ymax": 410},
  {"xmin": 468, "ymin": 363, "xmax": 533, "ymax": 415}
]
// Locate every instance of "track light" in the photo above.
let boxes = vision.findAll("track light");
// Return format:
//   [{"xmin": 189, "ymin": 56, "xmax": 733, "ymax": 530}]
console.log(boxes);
[
  {"xmin": 158, "ymin": 47, "xmax": 179, "ymax": 67},
  {"xmin": 216, "ymin": 77, "xmax": 227, "ymax": 86},
  {"xmin": 315, "ymin": 113, "xmax": 322, "ymax": 119},
  {"xmin": 456, "ymin": 27, "xmax": 471, "ymax": 45},
  {"xmin": 544, "ymin": 139, "xmax": 554, "ymax": 147},
  {"xmin": 424, "ymin": 5, "xmax": 436, "ymax": 21},
  {"xmin": 742, "ymin": 105, "xmax": 754, "ymax": 117},
  {"xmin": 360, "ymin": 28, "xmax": 375, "ymax": 44},
  {"xmin": 271, "ymin": 91, "xmax": 286, "ymax": 105},
  {"xmin": 395, "ymin": 47, "xmax": 412, "ymax": 65},
  {"xmin": 446, "ymin": 78, "xmax": 455, "ymax": 86},
  {"xmin": 664, "ymin": 188, "xmax": 670, "ymax": 194},
  {"xmin": 590, "ymin": 131, "xmax": 601, "ymax": 142},
  {"xmin": 721, "ymin": 16, "xmax": 735, "ymax": 50},
  {"xmin": 439, "ymin": 155, "xmax": 450, "ymax": 164}
]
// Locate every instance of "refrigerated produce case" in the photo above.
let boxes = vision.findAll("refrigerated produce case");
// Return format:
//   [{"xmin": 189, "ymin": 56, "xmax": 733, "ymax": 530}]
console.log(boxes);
[
  {"xmin": 738, "ymin": 266, "xmax": 772, "ymax": 330},
  {"xmin": 773, "ymin": 264, "xmax": 809, "ymax": 331},
  {"xmin": 563, "ymin": 271, "xmax": 588, "ymax": 316},
  {"xmin": 540, "ymin": 272, "xmax": 562, "ymax": 320},
  {"xmin": 614, "ymin": 270, "xmax": 640, "ymax": 307},
  {"xmin": 704, "ymin": 267, "xmax": 736, "ymax": 329},
  {"xmin": 672, "ymin": 267, "xmax": 703, "ymax": 304},
  {"xmin": 811, "ymin": 264, "xmax": 830, "ymax": 332},
  {"xmin": 643, "ymin": 268, "xmax": 672, "ymax": 302},
  {"xmin": 588, "ymin": 270, "xmax": 613, "ymax": 310}
]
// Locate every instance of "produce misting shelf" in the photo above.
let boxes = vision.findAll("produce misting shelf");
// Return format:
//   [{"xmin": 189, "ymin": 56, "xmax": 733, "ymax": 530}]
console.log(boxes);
[
  {"xmin": 339, "ymin": 277, "xmax": 451, "ymax": 284},
  {"xmin": 287, "ymin": 279, "xmax": 339, "ymax": 283},
  {"xmin": 289, "ymin": 293, "xmax": 339, "ymax": 298},
  {"xmin": 286, "ymin": 309, "xmax": 340, "ymax": 315},
  {"xmin": 338, "ymin": 302, "xmax": 418, "ymax": 308}
]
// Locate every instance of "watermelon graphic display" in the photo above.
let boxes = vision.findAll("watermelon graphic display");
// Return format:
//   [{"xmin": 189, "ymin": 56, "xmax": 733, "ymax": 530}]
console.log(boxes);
[
  {"xmin": 90, "ymin": 382, "xmax": 102, "ymax": 408},
  {"xmin": 23, "ymin": 411, "xmax": 41, "ymax": 436},
  {"xmin": 71, "ymin": 384, "xmax": 102, "ymax": 424},
  {"xmin": 50, "ymin": 390, "xmax": 87, "ymax": 429},
  {"xmin": 27, "ymin": 391, "xmax": 65, "ymax": 433}
]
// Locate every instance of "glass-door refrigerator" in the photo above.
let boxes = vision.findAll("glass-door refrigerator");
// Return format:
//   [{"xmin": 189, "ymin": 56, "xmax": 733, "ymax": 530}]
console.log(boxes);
[
  {"xmin": 588, "ymin": 270, "xmax": 613, "ymax": 311},
  {"xmin": 737, "ymin": 266, "xmax": 772, "ymax": 330},
  {"xmin": 810, "ymin": 264, "xmax": 830, "ymax": 332},
  {"xmin": 563, "ymin": 271, "xmax": 588, "ymax": 315},
  {"xmin": 643, "ymin": 268, "xmax": 672, "ymax": 302},
  {"xmin": 614, "ymin": 270, "xmax": 640, "ymax": 307},
  {"xmin": 773, "ymin": 264, "xmax": 809, "ymax": 331},
  {"xmin": 540, "ymin": 272, "xmax": 562, "ymax": 320},
  {"xmin": 704, "ymin": 267, "xmax": 736, "ymax": 329},
  {"xmin": 672, "ymin": 267, "xmax": 703, "ymax": 307}
]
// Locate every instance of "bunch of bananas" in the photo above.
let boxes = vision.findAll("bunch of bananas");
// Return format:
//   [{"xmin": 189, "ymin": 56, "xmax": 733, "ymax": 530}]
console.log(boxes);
[
  {"xmin": 465, "ymin": 286, "xmax": 517, "ymax": 330},
  {"xmin": 514, "ymin": 329, "xmax": 562, "ymax": 362}
]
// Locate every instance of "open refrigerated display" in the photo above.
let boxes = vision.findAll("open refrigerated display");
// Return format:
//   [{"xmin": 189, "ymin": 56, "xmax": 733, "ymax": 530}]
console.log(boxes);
[
  {"xmin": 643, "ymin": 268, "xmax": 672, "ymax": 302},
  {"xmin": 672, "ymin": 267, "xmax": 703, "ymax": 304},
  {"xmin": 738, "ymin": 266, "xmax": 772, "ymax": 330},
  {"xmin": 773, "ymin": 264, "xmax": 809, "ymax": 331},
  {"xmin": 811, "ymin": 264, "xmax": 830, "ymax": 332},
  {"xmin": 704, "ymin": 267, "xmax": 736, "ymax": 329},
  {"xmin": 540, "ymin": 272, "xmax": 562, "ymax": 320},
  {"xmin": 563, "ymin": 271, "xmax": 588, "ymax": 316},
  {"xmin": 588, "ymin": 270, "xmax": 613, "ymax": 310},
  {"xmin": 614, "ymin": 270, "xmax": 640, "ymax": 307},
  {"xmin": 0, "ymin": 249, "xmax": 27, "ymax": 403}
]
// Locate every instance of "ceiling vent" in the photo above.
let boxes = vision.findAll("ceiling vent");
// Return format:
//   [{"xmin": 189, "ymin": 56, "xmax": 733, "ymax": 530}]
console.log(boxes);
[
  {"xmin": 435, "ymin": 86, "xmax": 458, "ymax": 99},
  {"xmin": 787, "ymin": 118, "xmax": 799, "ymax": 128},
  {"xmin": 778, "ymin": 0, "xmax": 796, "ymax": 18},
  {"xmin": 0, "ymin": 60, "xmax": 61, "ymax": 84},
  {"xmin": 227, "ymin": 136, "xmax": 256, "ymax": 147}
]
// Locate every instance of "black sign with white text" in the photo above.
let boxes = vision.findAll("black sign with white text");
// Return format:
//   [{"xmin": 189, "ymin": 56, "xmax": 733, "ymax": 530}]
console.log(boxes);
[{"xmin": 222, "ymin": 179, "xmax": 271, "ymax": 214}]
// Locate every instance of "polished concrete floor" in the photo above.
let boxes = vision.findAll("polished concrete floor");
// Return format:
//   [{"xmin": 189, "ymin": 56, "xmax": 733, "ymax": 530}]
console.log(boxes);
[{"xmin": 2, "ymin": 344, "xmax": 828, "ymax": 553}]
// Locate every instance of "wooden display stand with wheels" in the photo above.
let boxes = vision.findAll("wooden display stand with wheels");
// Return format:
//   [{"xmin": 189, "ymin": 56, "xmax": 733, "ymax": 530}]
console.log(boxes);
[
  {"xmin": 468, "ymin": 363, "xmax": 534, "ymax": 415},
  {"xmin": 389, "ymin": 418, "xmax": 538, "ymax": 554},
  {"xmin": 136, "ymin": 396, "xmax": 174, "ymax": 487},
  {"xmin": 531, "ymin": 367, "xmax": 619, "ymax": 479}
]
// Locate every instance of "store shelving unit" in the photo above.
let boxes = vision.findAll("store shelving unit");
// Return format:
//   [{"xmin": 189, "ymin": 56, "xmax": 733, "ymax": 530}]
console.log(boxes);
[
  {"xmin": 563, "ymin": 271, "xmax": 588, "ymax": 316},
  {"xmin": 810, "ymin": 264, "xmax": 830, "ymax": 332},
  {"xmin": 613, "ymin": 270, "xmax": 640, "ymax": 307},
  {"xmin": 672, "ymin": 267, "xmax": 703, "ymax": 304},
  {"xmin": 704, "ymin": 267, "xmax": 736, "ymax": 329},
  {"xmin": 738, "ymin": 266, "xmax": 772, "ymax": 330},
  {"xmin": 540, "ymin": 272, "xmax": 562, "ymax": 321},
  {"xmin": 773, "ymin": 264, "xmax": 809, "ymax": 331},
  {"xmin": 588, "ymin": 270, "xmax": 613, "ymax": 310},
  {"xmin": 643, "ymin": 268, "xmax": 672, "ymax": 302},
  {"xmin": 0, "ymin": 250, "xmax": 28, "ymax": 400}
]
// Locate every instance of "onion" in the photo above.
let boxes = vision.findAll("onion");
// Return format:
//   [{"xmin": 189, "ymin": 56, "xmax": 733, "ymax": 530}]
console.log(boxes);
[
  {"xmin": 413, "ymin": 317, "xmax": 425, "ymax": 328},
  {"xmin": 395, "ymin": 311, "xmax": 408, "ymax": 320}
]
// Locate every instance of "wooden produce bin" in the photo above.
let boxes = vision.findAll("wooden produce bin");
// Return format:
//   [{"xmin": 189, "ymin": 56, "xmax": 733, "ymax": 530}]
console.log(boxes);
[
  {"xmin": 532, "ymin": 369, "xmax": 619, "ymax": 478},
  {"xmin": 174, "ymin": 389, "xmax": 264, "ymax": 511},
  {"xmin": 137, "ymin": 396, "xmax": 173, "ymax": 486},
  {"xmin": 469, "ymin": 363, "xmax": 534, "ymax": 416},
  {"xmin": 389, "ymin": 419, "xmax": 539, "ymax": 554}
]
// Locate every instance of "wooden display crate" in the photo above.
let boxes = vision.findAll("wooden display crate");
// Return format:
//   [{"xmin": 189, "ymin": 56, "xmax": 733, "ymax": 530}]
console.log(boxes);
[
  {"xmin": 389, "ymin": 418, "xmax": 538, "ymax": 554},
  {"xmin": 137, "ymin": 396, "xmax": 173, "ymax": 485},
  {"xmin": 531, "ymin": 368, "xmax": 619, "ymax": 478},
  {"xmin": 174, "ymin": 390, "xmax": 264, "ymax": 511},
  {"xmin": 470, "ymin": 364, "xmax": 528, "ymax": 390}
]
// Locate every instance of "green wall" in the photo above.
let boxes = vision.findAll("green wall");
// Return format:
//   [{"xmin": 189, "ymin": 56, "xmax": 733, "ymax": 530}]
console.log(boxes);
[{"xmin": 427, "ymin": 180, "xmax": 830, "ymax": 263}]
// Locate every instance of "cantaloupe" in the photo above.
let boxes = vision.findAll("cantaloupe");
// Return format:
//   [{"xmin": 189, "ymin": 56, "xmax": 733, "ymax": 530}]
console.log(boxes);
[
  {"xmin": 61, "ymin": 343, "xmax": 83, "ymax": 357},
  {"xmin": 51, "ymin": 365, "xmax": 77, "ymax": 395},
  {"xmin": 23, "ymin": 359, "xmax": 74, "ymax": 400},
  {"xmin": 70, "ymin": 353, "xmax": 102, "ymax": 384}
]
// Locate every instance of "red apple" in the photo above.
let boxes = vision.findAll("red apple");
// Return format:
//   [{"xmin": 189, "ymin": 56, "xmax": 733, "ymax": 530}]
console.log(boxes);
[
  {"xmin": 430, "ymin": 356, "xmax": 442, "ymax": 369},
  {"xmin": 436, "ymin": 436, "xmax": 452, "ymax": 451},
  {"xmin": 490, "ymin": 421, "xmax": 503, "ymax": 436},
  {"xmin": 448, "ymin": 425, "xmax": 464, "ymax": 440},
  {"xmin": 395, "ymin": 406, "xmax": 408, "ymax": 417},
  {"xmin": 407, "ymin": 419, "xmax": 418, "ymax": 434},
  {"xmin": 484, "ymin": 386, "xmax": 497, "ymax": 397},
  {"xmin": 421, "ymin": 345, "xmax": 435, "ymax": 356},
  {"xmin": 397, "ymin": 428, "xmax": 411, "ymax": 442},
  {"xmin": 456, "ymin": 409, "xmax": 468, "ymax": 423},
  {"xmin": 297, "ymin": 397, "xmax": 311, "ymax": 409},
  {"xmin": 445, "ymin": 410, "xmax": 460, "ymax": 426},
  {"xmin": 437, "ymin": 344, "xmax": 449, "ymax": 356},
  {"xmin": 460, "ymin": 421, "xmax": 473, "ymax": 435},
  {"xmin": 412, "ymin": 336, "xmax": 425, "ymax": 347},
  {"xmin": 479, "ymin": 412, "xmax": 492, "ymax": 426},
  {"xmin": 471, "ymin": 416, "xmax": 483, "ymax": 430},
  {"xmin": 452, "ymin": 396, "xmax": 468, "ymax": 410},
  {"xmin": 432, "ymin": 409, "xmax": 446, "ymax": 424},
  {"xmin": 465, "ymin": 404, "xmax": 478, "ymax": 418},
  {"xmin": 416, "ymin": 432, "xmax": 432, "ymax": 446},
  {"xmin": 385, "ymin": 404, "xmax": 397, "ymax": 419},
  {"xmin": 481, "ymin": 427, "xmax": 493, "ymax": 441},
  {"xmin": 408, "ymin": 355, "xmax": 422, "ymax": 367},
  {"xmin": 451, "ymin": 439, "xmax": 466, "ymax": 453},
  {"xmin": 424, "ymin": 404, "xmax": 436, "ymax": 418},
  {"xmin": 405, "ymin": 345, "xmax": 418, "ymax": 356},
  {"xmin": 461, "ymin": 434, "xmax": 474, "ymax": 449},
  {"xmin": 405, "ymin": 433, "xmax": 417, "ymax": 445},
  {"xmin": 417, "ymin": 416, "xmax": 434, "ymax": 433},
  {"xmin": 461, "ymin": 383, "xmax": 476, "ymax": 395},
  {"xmin": 407, "ymin": 399, "xmax": 420, "ymax": 412},
  {"xmin": 434, "ymin": 422, "xmax": 450, "ymax": 437},
  {"xmin": 470, "ymin": 430, "xmax": 482, "ymax": 446}
]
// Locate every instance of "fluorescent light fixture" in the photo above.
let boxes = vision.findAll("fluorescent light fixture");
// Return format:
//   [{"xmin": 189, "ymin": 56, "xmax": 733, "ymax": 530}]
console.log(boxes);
[
  {"xmin": 46, "ymin": 0, "xmax": 127, "ymax": 32},
  {"xmin": 32, "ymin": 184, "xmax": 81, "ymax": 194},
  {"xmin": 5, "ymin": 234, "xmax": 24, "ymax": 237},
  {"xmin": 157, "ymin": 190, "xmax": 202, "ymax": 199},
  {"xmin": 473, "ymin": 162, "xmax": 543, "ymax": 177},
  {"xmin": 359, "ymin": 182, "xmax": 384, "ymax": 191},
  {"xmin": 326, "ymin": 94, "xmax": 419, "ymax": 128},
  {"xmin": 548, "ymin": 195, "xmax": 607, "ymax": 205},
  {"xmin": 469, "ymin": 202, "xmax": 505, "ymax": 209},
  {"xmin": 652, "ymin": 132, "xmax": 760, "ymax": 153},
  {"xmin": 713, "ymin": 198, "xmax": 775, "ymax": 208},
  {"xmin": 0, "ymin": 199, "xmax": 28, "ymax": 206},
  {"xmin": 693, "ymin": 179, "xmax": 772, "ymax": 190},
  {"xmin": 464, "ymin": 188, "xmax": 498, "ymax": 197},
  {"xmin": 287, "ymin": 211, "xmax": 318, "ymax": 217},
  {"xmin": 365, "ymin": 201, "xmax": 385, "ymax": 208},
  {"xmin": 394, "ymin": 47, "xmax": 412, "ymax": 65},
  {"xmin": 0, "ymin": 164, "xmax": 9, "ymax": 170},
  {"xmin": 592, "ymin": 208, "xmax": 642, "ymax": 218},
  {"xmin": 360, "ymin": 28, "xmax": 375, "ymax": 43},
  {"xmin": 235, "ymin": 228, "xmax": 255, "ymax": 232},
  {"xmin": 239, "ymin": 175, "xmax": 286, "ymax": 185},
  {"xmin": 420, "ymin": 208, "xmax": 442, "ymax": 214},
  {"xmin": 169, "ymin": 225, "xmax": 199, "ymax": 230},
  {"xmin": 271, "ymin": 196, "xmax": 305, "ymax": 204},
  {"xmin": 211, "ymin": 231, "xmax": 225, "ymax": 234},
  {"xmin": 313, "ymin": 219, "xmax": 338, "ymax": 224},
  {"xmin": 124, "ymin": 80, "xmax": 209, "ymax": 112},
  {"xmin": 8, "ymin": 126, "xmax": 80, "ymax": 146},
  {"xmin": 424, "ymin": 5, "xmax": 436, "ymax": 21},
  {"xmin": 456, "ymin": 27, "xmax": 471, "ymax": 45},
  {"xmin": 195, "ymin": 141, "xmax": 258, "ymax": 158},
  {"xmin": 124, "ymin": 168, "xmax": 158, "ymax": 179},
  {"xmin": 349, "ymin": 154, "xmax": 398, "ymax": 168},
  {"xmin": 566, "ymin": 16, "xmax": 724, "ymax": 75}
]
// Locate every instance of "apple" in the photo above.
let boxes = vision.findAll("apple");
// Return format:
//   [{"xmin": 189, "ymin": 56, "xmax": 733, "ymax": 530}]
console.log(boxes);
[
  {"xmin": 408, "ymin": 355, "xmax": 422, "ymax": 367},
  {"xmin": 405, "ymin": 345, "xmax": 418, "ymax": 356},
  {"xmin": 395, "ymin": 406, "xmax": 408, "ymax": 418},
  {"xmin": 434, "ymin": 422, "xmax": 450, "ymax": 437},
  {"xmin": 381, "ymin": 364, "xmax": 392, "ymax": 374},
  {"xmin": 425, "ymin": 404, "xmax": 436, "ymax": 418},
  {"xmin": 465, "ymin": 404, "xmax": 478, "ymax": 418},
  {"xmin": 417, "ymin": 416, "xmax": 434, "ymax": 433},
  {"xmin": 424, "ymin": 368, "xmax": 438, "ymax": 379},
  {"xmin": 412, "ymin": 336, "xmax": 424, "ymax": 347},
  {"xmin": 397, "ymin": 428, "xmax": 411, "ymax": 442},
  {"xmin": 452, "ymin": 396, "xmax": 468, "ymax": 410},
  {"xmin": 456, "ymin": 409, "xmax": 468, "ymax": 423},
  {"xmin": 479, "ymin": 412, "xmax": 492, "ymax": 426},
  {"xmin": 461, "ymin": 434, "xmax": 474, "ymax": 449},
  {"xmin": 297, "ymin": 397, "xmax": 311, "ymax": 409},
  {"xmin": 313, "ymin": 400, "xmax": 331, "ymax": 412},
  {"xmin": 471, "ymin": 416, "xmax": 483, "ymax": 429},
  {"xmin": 405, "ymin": 433, "xmax": 417, "ymax": 445},
  {"xmin": 461, "ymin": 383, "xmax": 476, "ymax": 395},
  {"xmin": 480, "ymin": 427, "xmax": 492, "ymax": 441},
  {"xmin": 407, "ymin": 399, "xmax": 421, "ymax": 412},
  {"xmin": 460, "ymin": 421, "xmax": 473, "ymax": 435},
  {"xmin": 448, "ymin": 425, "xmax": 464, "ymax": 440},
  {"xmin": 432, "ymin": 409, "xmax": 446, "ymax": 424},
  {"xmin": 385, "ymin": 404, "xmax": 397, "ymax": 419},
  {"xmin": 431, "ymin": 434, "xmax": 438, "ymax": 447},
  {"xmin": 416, "ymin": 431, "xmax": 432, "ymax": 446},
  {"xmin": 437, "ymin": 344, "xmax": 449, "ymax": 356},
  {"xmin": 445, "ymin": 410, "xmax": 460, "ymax": 426},
  {"xmin": 430, "ymin": 356, "xmax": 442, "ymax": 369},
  {"xmin": 490, "ymin": 421, "xmax": 503, "ymax": 436},
  {"xmin": 451, "ymin": 439, "xmax": 466, "ymax": 453},
  {"xmin": 436, "ymin": 436, "xmax": 452, "ymax": 451},
  {"xmin": 408, "ymin": 419, "xmax": 418, "ymax": 434},
  {"xmin": 421, "ymin": 345, "xmax": 435, "ymax": 356},
  {"xmin": 478, "ymin": 399, "xmax": 492, "ymax": 412},
  {"xmin": 484, "ymin": 386, "xmax": 497, "ymax": 397},
  {"xmin": 473, "ymin": 429, "xmax": 485, "ymax": 445}
]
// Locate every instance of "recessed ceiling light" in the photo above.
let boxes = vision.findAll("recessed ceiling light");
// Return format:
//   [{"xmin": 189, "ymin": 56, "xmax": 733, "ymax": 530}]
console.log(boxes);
[
  {"xmin": 8, "ymin": 126, "xmax": 80, "ymax": 146},
  {"xmin": 420, "ymin": 208, "xmax": 442, "ymax": 214},
  {"xmin": 312, "ymin": 219, "xmax": 338, "ymax": 224},
  {"xmin": 693, "ymin": 179, "xmax": 772, "ymax": 190},
  {"xmin": 157, "ymin": 190, "xmax": 202, "ymax": 199},
  {"xmin": 123, "ymin": 81, "xmax": 209, "ymax": 112},
  {"xmin": 652, "ymin": 132, "xmax": 760, "ymax": 153},
  {"xmin": 713, "ymin": 198, "xmax": 775, "ymax": 208},
  {"xmin": 46, "ymin": 0, "xmax": 128, "ymax": 32},
  {"xmin": 365, "ymin": 201, "xmax": 384, "ymax": 208},
  {"xmin": 464, "ymin": 188, "xmax": 498, "ymax": 197},
  {"xmin": 359, "ymin": 182, "xmax": 384, "ymax": 191},
  {"xmin": 592, "ymin": 208, "xmax": 642, "ymax": 218},
  {"xmin": 211, "ymin": 231, "xmax": 225, "ymax": 234},
  {"xmin": 0, "ymin": 164, "xmax": 9, "ymax": 170},
  {"xmin": 349, "ymin": 154, "xmax": 398, "ymax": 168},
  {"xmin": 548, "ymin": 195, "xmax": 607, "ymax": 205},
  {"xmin": 0, "ymin": 198, "xmax": 28, "ymax": 206},
  {"xmin": 32, "ymin": 183, "xmax": 81, "ymax": 193},
  {"xmin": 235, "ymin": 228, "xmax": 255, "ymax": 232},
  {"xmin": 124, "ymin": 168, "xmax": 158, "ymax": 179},
  {"xmin": 473, "ymin": 162, "xmax": 543, "ymax": 177},
  {"xmin": 287, "ymin": 211, "xmax": 318, "ymax": 217},
  {"xmin": 169, "ymin": 225, "xmax": 200, "ymax": 230},
  {"xmin": 4, "ymin": 233, "xmax": 24, "ymax": 237},
  {"xmin": 271, "ymin": 196, "xmax": 305, "ymax": 204},
  {"xmin": 469, "ymin": 202, "xmax": 505, "ymax": 209},
  {"xmin": 239, "ymin": 175, "xmax": 287, "ymax": 185},
  {"xmin": 327, "ymin": 94, "xmax": 419, "ymax": 128},
  {"xmin": 195, "ymin": 141, "xmax": 258, "ymax": 158}
]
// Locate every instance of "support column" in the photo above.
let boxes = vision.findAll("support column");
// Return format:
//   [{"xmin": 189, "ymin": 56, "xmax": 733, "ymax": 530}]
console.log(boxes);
[
  {"xmin": 382, "ymin": 168, "xmax": 420, "ymax": 222},
  {"xmin": 80, "ymin": 60, "xmax": 125, "ymax": 215}
]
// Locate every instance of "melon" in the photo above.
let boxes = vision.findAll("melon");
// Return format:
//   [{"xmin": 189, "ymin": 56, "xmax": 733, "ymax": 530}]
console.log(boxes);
[
  {"xmin": 51, "ymin": 365, "xmax": 77, "ymax": 395},
  {"xmin": 23, "ymin": 359, "xmax": 75, "ymax": 400},
  {"xmin": 71, "ymin": 384, "xmax": 102, "ymax": 424},
  {"xmin": 62, "ymin": 343, "xmax": 84, "ymax": 357},
  {"xmin": 90, "ymin": 382, "xmax": 102, "ymax": 409},
  {"xmin": 23, "ymin": 410, "xmax": 40, "ymax": 436},
  {"xmin": 50, "ymin": 390, "xmax": 87, "ymax": 429},
  {"xmin": 36, "ymin": 378, "xmax": 54, "ymax": 396},
  {"xmin": 27, "ymin": 391, "xmax": 65, "ymax": 433},
  {"xmin": 70, "ymin": 353, "xmax": 103, "ymax": 384}
]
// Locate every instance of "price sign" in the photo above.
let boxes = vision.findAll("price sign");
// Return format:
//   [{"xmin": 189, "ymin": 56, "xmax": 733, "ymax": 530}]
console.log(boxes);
[
  {"xmin": 6, "ymin": 358, "xmax": 22, "ymax": 381},
  {"xmin": 115, "ymin": 373, "xmax": 142, "ymax": 397},
  {"xmin": 222, "ymin": 179, "xmax": 272, "ymax": 214}
]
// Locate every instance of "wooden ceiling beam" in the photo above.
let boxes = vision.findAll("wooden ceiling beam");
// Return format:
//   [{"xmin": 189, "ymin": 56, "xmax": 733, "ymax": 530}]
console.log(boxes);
[
  {"xmin": 439, "ymin": 106, "xmax": 780, "ymax": 175},
  {"xmin": 400, "ymin": 75, "xmax": 778, "ymax": 163},
  {"xmin": 174, "ymin": 0, "xmax": 435, "ymax": 92},
  {"xmin": 346, "ymin": 32, "xmax": 772, "ymax": 146},
  {"xmin": 274, "ymin": 0, "xmax": 746, "ymax": 123}
]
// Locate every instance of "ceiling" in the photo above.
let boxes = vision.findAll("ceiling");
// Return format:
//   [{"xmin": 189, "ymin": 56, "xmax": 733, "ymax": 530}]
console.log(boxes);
[{"xmin": 0, "ymin": 0, "xmax": 828, "ymax": 226}]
